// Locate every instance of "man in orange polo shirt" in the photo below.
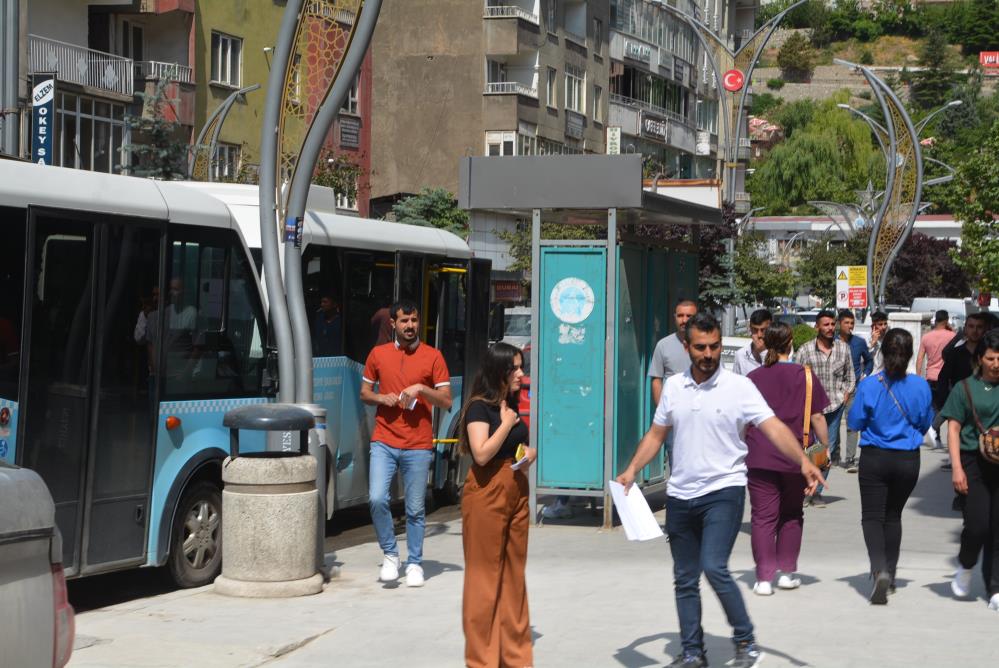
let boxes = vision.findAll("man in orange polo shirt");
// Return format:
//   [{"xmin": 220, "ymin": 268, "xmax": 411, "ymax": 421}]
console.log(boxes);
[{"xmin": 361, "ymin": 300, "xmax": 452, "ymax": 587}]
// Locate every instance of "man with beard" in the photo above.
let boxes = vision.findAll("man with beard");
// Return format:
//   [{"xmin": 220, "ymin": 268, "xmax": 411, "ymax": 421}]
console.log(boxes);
[
  {"xmin": 795, "ymin": 310, "xmax": 856, "ymax": 506},
  {"xmin": 361, "ymin": 300, "xmax": 452, "ymax": 588},
  {"xmin": 617, "ymin": 312, "xmax": 826, "ymax": 668}
]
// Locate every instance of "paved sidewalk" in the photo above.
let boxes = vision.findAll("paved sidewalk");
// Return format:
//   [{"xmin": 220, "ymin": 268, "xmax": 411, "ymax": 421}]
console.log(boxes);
[{"xmin": 69, "ymin": 448, "xmax": 999, "ymax": 667}]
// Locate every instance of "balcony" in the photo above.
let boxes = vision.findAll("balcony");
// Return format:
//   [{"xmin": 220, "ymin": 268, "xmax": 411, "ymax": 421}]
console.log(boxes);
[
  {"xmin": 610, "ymin": 92, "xmax": 687, "ymax": 126},
  {"xmin": 136, "ymin": 60, "xmax": 194, "ymax": 84},
  {"xmin": 29, "ymin": 34, "xmax": 133, "ymax": 98},
  {"xmin": 485, "ymin": 81, "xmax": 538, "ymax": 98},
  {"xmin": 483, "ymin": 4, "xmax": 539, "ymax": 25}
]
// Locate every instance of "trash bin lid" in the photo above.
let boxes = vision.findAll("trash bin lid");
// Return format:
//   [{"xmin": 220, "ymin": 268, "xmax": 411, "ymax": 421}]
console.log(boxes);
[{"xmin": 222, "ymin": 403, "xmax": 316, "ymax": 431}]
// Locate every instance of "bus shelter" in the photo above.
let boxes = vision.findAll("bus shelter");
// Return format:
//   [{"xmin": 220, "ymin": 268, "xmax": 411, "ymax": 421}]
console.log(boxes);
[{"xmin": 458, "ymin": 155, "xmax": 723, "ymax": 526}]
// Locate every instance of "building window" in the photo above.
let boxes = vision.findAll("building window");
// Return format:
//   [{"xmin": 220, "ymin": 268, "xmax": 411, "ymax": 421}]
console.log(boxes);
[
  {"xmin": 546, "ymin": 1, "xmax": 557, "ymax": 33},
  {"xmin": 210, "ymin": 31, "xmax": 242, "ymax": 86},
  {"xmin": 56, "ymin": 93, "xmax": 128, "ymax": 173},
  {"xmin": 212, "ymin": 143, "xmax": 241, "ymax": 180},
  {"xmin": 546, "ymin": 67, "xmax": 557, "ymax": 107},
  {"xmin": 593, "ymin": 17, "xmax": 603, "ymax": 55},
  {"xmin": 487, "ymin": 59, "xmax": 507, "ymax": 84},
  {"xmin": 341, "ymin": 74, "xmax": 360, "ymax": 115},
  {"xmin": 485, "ymin": 131, "xmax": 516, "ymax": 156},
  {"xmin": 564, "ymin": 66, "xmax": 584, "ymax": 113},
  {"xmin": 696, "ymin": 99, "xmax": 719, "ymax": 135},
  {"xmin": 593, "ymin": 85, "xmax": 603, "ymax": 123}
]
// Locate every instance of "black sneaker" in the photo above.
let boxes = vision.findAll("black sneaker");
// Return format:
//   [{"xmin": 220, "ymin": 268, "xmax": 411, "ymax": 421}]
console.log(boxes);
[
  {"xmin": 731, "ymin": 641, "xmax": 763, "ymax": 668},
  {"xmin": 870, "ymin": 571, "xmax": 891, "ymax": 605},
  {"xmin": 667, "ymin": 651, "xmax": 708, "ymax": 668}
]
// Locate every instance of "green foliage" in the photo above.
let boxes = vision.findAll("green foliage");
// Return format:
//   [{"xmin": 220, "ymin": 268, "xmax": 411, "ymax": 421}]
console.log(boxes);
[
  {"xmin": 949, "ymin": 119, "xmax": 999, "ymax": 293},
  {"xmin": 735, "ymin": 233, "xmax": 797, "ymax": 305},
  {"xmin": 792, "ymin": 324, "xmax": 818, "ymax": 350},
  {"xmin": 955, "ymin": 0, "xmax": 999, "ymax": 56},
  {"xmin": 747, "ymin": 95, "xmax": 882, "ymax": 214},
  {"xmin": 852, "ymin": 18, "xmax": 883, "ymax": 42},
  {"xmin": 313, "ymin": 152, "xmax": 362, "ymax": 205},
  {"xmin": 750, "ymin": 92, "xmax": 784, "ymax": 118},
  {"xmin": 766, "ymin": 78, "xmax": 785, "ymax": 90},
  {"xmin": 886, "ymin": 232, "xmax": 971, "ymax": 304},
  {"xmin": 123, "ymin": 77, "xmax": 188, "ymax": 179},
  {"xmin": 910, "ymin": 28, "xmax": 958, "ymax": 110},
  {"xmin": 859, "ymin": 48, "xmax": 875, "ymax": 65},
  {"xmin": 794, "ymin": 234, "xmax": 866, "ymax": 305},
  {"xmin": 497, "ymin": 222, "xmax": 605, "ymax": 275},
  {"xmin": 777, "ymin": 32, "xmax": 818, "ymax": 82},
  {"xmin": 391, "ymin": 188, "xmax": 469, "ymax": 237}
]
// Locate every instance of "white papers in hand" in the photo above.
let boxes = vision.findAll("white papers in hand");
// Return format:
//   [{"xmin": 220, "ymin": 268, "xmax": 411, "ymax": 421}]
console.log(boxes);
[
  {"xmin": 510, "ymin": 456, "xmax": 531, "ymax": 471},
  {"xmin": 608, "ymin": 480, "xmax": 665, "ymax": 541}
]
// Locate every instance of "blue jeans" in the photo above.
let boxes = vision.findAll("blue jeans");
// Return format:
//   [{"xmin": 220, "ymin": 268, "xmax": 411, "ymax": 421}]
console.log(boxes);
[
  {"xmin": 368, "ymin": 441, "xmax": 433, "ymax": 566},
  {"xmin": 818, "ymin": 404, "xmax": 846, "ymax": 495},
  {"xmin": 666, "ymin": 485, "xmax": 754, "ymax": 656}
]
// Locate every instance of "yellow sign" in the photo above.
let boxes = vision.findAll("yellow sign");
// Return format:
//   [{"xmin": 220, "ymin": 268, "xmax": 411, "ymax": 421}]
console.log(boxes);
[
  {"xmin": 837, "ymin": 271, "xmax": 847, "ymax": 281},
  {"xmin": 848, "ymin": 266, "xmax": 867, "ymax": 285},
  {"xmin": 836, "ymin": 265, "xmax": 868, "ymax": 309}
]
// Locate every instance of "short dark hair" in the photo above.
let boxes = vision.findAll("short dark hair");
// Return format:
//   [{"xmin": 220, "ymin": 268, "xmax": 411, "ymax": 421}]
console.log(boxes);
[
  {"xmin": 389, "ymin": 299, "xmax": 419, "ymax": 320},
  {"xmin": 675, "ymin": 298, "xmax": 697, "ymax": 310},
  {"xmin": 685, "ymin": 312, "xmax": 720, "ymax": 340},
  {"xmin": 981, "ymin": 329, "xmax": 999, "ymax": 357},
  {"xmin": 968, "ymin": 312, "xmax": 991, "ymax": 326},
  {"xmin": 881, "ymin": 328, "xmax": 913, "ymax": 380},
  {"xmin": 749, "ymin": 309, "xmax": 773, "ymax": 326},
  {"xmin": 815, "ymin": 309, "xmax": 836, "ymax": 323},
  {"xmin": 871, "ymin": 311, "xmax": 888, "ymax": 323},
  {"xmin": 838, "ymin": 309, "xmax": 855, "ymax": 322},
  {"xmin": 934, "ymin": 309, "xmax": 949, "ymax": 324}
]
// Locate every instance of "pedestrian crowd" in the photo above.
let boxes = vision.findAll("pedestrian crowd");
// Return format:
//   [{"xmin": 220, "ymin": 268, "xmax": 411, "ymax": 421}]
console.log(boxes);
[{"xmin": 359, "ymin": 298, "xmax": 999, "ymax": 668}]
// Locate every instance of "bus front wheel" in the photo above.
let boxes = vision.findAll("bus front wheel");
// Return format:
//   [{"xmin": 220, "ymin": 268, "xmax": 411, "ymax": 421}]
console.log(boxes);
[{"xmin": 168, "ymin": 480, "xmax": 223, "ymax": 588}]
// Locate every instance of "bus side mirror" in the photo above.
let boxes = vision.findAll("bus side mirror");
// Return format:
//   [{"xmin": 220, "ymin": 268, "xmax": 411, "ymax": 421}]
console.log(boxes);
[{"xmin": 488, "ymin": 303, "xmax": 505, "ymax": 342}]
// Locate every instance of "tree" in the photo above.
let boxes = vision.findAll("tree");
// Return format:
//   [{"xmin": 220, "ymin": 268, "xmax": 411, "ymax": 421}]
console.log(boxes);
[
  {"xmin": 313, "ymin": 152, "xmax": 362, "ymax": 206},
  {"xmin": 123, "ymin": 77, "xmax": 188, "ymax": 179},
  {"xmin": 794, "ymin": 233, "xmax": 867, "ymax": 305},
  {"xmin": 391, "ymin": 188, "xmax": 469, "ymax": 237},
  {"xmin": 734, "ymin": 233, "xmax": 797, "ymax": 305},
  {"xmin": 777, "ymin": 31, "xmax": 817, "ymax": 83},
  {"xmin": 910, "ymin": 27, "xmax": 957, "ymax": 111},
  {"xmin": 950, "ymin": 119, "xmax": 999, "ymax": 294},
  {"xmin": 958, "ymin": 0, "xmax": 999, "ymax": 56},
  {"xmin": 885, "ymin": 232, "xmax": 970, "ymax": 304}
]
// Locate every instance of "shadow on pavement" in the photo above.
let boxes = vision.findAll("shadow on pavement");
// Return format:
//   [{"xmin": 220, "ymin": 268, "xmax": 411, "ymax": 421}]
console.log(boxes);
[
  {"xmin": 612, "ymin": 630, "xmax": 811, "ymax": 667},
  {"xmin": 734, "ymin": 568, "xmax": 821, "ymax": 588},
  {"xmin": 68, "ymin": 568, "xmax": 176, "ymax": 613}
]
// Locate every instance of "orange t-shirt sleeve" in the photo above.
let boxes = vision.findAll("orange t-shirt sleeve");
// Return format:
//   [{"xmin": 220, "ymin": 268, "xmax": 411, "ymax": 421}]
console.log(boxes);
[
  {"xmin": 431, "ymin": 351, "xmax": 451, "ymax": 388},
  {"xmin": 362, "ymin": 349, "xmax": 379, "ymax": 385}
]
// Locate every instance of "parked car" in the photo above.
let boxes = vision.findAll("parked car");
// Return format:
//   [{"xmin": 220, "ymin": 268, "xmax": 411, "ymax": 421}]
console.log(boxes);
[
  {"xmin": 0, "ymin": 461, "xmax": 74, "ymax": 667},
  {"xmin": 501, "ymin": 306, "xmax": 532, "ymax": 349}
]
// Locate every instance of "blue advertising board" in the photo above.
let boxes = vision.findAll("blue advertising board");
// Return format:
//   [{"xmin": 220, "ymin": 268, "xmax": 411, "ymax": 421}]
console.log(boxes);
[{"xmin": 31, "ymin": 73, "xmax": 56, "ymax": 165}]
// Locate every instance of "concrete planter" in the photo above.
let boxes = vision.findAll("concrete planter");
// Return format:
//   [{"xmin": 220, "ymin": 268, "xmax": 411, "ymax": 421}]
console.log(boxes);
[{"xmin": 214, "ymin": 453, "xmax": 323, "ymax": 597}]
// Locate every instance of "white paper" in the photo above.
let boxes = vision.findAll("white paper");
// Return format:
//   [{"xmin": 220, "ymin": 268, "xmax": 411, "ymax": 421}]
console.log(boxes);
[
  {"xmin": 608, "ymin": 480, "xmax": 665, "ymax": 541},
  {"xmin": 399, "ymin": 393, "xmax": 418, "ymax": 410},
  {"xmin": 510, "ymin": 455, "xmax": 531, "ymax": 471}
]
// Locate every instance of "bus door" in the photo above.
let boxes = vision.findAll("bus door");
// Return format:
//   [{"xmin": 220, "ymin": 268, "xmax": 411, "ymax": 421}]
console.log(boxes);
[
  {"xmin": 20, "ymin": 208, "xmax": 162, "ymax": 575},
  {"xmin": 464, "ymin": 258, "xmax": 491, "ymax": 393}
]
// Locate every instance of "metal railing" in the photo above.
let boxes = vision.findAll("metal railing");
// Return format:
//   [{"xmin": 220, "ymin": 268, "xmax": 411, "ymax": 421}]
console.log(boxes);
[
  {"xmin": 136, "ymin": 61, "xmax": 194, "ymax": 84},
  {"xmin": 485, "ymin": 81, "xmax": 538, "ymax": 97},
  {"xmin": 484, "ymin": 5, "xmax": 540, "ymax": 24},
  {"xmin": 609, "ymin": 92, "xmax": 688, "ymax": 125},
  {"xmin": 564, "ymin": 29, "xmax": 587, "ymax": 46},
  {"xmin": 29, "ymin": 34, "xmax": 133, "ymax": 97}
]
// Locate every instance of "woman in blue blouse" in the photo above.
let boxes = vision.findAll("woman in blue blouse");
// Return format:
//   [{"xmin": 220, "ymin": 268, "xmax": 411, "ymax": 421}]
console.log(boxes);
[{"xmin": 847, "ymin": 328, "xmax": 933, "ymax": 604}]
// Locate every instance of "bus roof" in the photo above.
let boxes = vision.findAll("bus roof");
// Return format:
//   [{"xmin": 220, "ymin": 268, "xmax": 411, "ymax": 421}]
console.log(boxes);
[
  {"xmin": 178, "ymin": 182, "xmax": 473, "ymax": 260},
  {"xmin": 0, "ymin": 161, "xmax": 233, "ymax": 228}
]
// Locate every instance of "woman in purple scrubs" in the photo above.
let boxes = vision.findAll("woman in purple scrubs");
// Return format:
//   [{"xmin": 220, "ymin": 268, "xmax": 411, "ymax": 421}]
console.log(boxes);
[{"xmin": 745, "ymin": 322, "xmax": 830, "ymax": 596}]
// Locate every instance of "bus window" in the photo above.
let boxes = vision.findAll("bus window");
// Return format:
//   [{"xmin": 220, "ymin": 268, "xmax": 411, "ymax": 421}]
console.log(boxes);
[
  {"xmin": 158, "ymin": 230, "xmax": 265, "ymax": 398},
  {"xmin": 302, "ymin": 245, "xmax": 344, "ymax": 357},
  {"xmin": 342, "ymin": 252, "xmax": 394, "ymax": 363},
  {"xmin": 0, "ymin": 208, "xmax": 26, "ymax": 403},
  {"xmin": 428, "ymin": 267, "xmax": 467, "ymax": 376}
]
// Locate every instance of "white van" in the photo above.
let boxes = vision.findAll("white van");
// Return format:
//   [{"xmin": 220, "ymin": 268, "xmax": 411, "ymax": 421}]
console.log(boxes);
[
  {"xmin": 909, "ymin": 297, "xmax": 974, "ymax": 330},
  {"xmin": 501, "ymin": 306, "xmax": 532, "ymax": 349}
]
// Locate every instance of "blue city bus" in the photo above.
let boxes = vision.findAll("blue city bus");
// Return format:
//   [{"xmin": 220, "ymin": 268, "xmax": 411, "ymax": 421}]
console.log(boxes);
[{"xmin": 0, "ymin": 160, "xmax": 488, "ymax": 587}]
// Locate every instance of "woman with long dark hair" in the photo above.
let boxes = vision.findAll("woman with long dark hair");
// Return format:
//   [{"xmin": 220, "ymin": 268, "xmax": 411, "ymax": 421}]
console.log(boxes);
[
  {"xmin": 847, "ymin": 327, "xmax": 933, "ymax": 604},
  {"xmin": 745, "ymin": 322, "xmax": 830, "ymax": 596},
  {"xmin": 459, "ymin": 342, "xmax": 536, "ymax": 668},
  {"xmin": 941, "ymin": 329, "xmax": 999, "ymax": 612}
]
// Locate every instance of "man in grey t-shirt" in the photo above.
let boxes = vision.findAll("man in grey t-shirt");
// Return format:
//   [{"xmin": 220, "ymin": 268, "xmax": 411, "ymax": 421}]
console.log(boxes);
[{"xmin": 649, "ymin": 299, "xmax": 697, "ymax": 468}]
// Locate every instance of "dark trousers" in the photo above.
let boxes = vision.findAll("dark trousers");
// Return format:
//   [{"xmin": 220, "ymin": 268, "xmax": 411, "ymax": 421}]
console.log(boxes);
[
  {"xmin": 666, "ymin": 486, "xmax": 753, "ymax": 656},
  {"xmin": 858, "ymin": 447, "xmax": 920, "ymax": 578},
  {"xmin": 747, "ymin": 469, "xmax": 806, "ymax": 581},
  {"xmin": 958, "ymin": 451, "xmax": 999, "ymax": 597}
]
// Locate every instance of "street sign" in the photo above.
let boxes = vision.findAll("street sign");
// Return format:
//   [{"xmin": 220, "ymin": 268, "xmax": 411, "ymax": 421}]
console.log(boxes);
[
  {"xmin": 31, "ymin": 73, "xmax": 56, "ymax": 166},
  {"xmin": 722, "ymin": 69, "xmax": 745, "ymax": 92},
  {"xmin": 836, "ymin": 265, "xmax": 868, "ymax": 310},
  {"xmin": 980, "ymin": 51, "xmax": 999, "ymax": 68}
]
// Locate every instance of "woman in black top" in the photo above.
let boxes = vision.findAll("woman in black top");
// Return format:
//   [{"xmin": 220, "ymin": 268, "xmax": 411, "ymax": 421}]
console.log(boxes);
[{"xmin": 459, "ymin": 342, "xmax": 536, "ymax": 668}]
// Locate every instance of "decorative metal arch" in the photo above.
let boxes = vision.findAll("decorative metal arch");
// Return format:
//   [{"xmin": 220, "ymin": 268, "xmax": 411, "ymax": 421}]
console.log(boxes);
[
  {"xmin": 808, "ymin": 200, "xmax": 866, "ymax": 237},
  {"xmin": 188, "ymin": 83, "xmax": 261, "ymax": 180}
]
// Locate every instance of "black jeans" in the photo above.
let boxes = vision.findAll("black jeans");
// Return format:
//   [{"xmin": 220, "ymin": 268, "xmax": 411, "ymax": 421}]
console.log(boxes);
[
  {"xmin": 858, "ymin": 447, "xmax": 920, "ymax": 578},
  {"xmin": 958, "ymin": 450, "xmax": 999, "ymax": 597}
]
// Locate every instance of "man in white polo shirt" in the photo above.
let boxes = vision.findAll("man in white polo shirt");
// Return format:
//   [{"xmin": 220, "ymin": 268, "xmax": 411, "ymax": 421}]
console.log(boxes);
[{"xmin": 618, "ymin": 312, "xmax": 825, "ymax": 668}]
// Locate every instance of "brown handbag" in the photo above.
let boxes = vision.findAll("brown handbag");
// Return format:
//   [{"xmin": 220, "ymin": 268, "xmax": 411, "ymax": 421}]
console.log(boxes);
[
  {"xmin": 962, "ymin": 379, "xmax": 999, "ymax": 465},
  {"xmin": 802, "ymin": 365, "xmax": 830, "ymax": 470}
]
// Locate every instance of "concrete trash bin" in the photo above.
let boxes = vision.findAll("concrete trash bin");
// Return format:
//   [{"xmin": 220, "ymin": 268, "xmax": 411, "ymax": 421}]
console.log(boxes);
[{"xmin": 214, "ymin": 404, "xmax": 323, "ymax": 598}]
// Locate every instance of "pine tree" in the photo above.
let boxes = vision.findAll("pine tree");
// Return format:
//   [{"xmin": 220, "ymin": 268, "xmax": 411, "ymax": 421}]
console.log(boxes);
[
  {"xmin": 910, "ymin": 28, "xmax": 957, "ymax": 111},
  {"xmin": 122, "ymin": 77, "xmax": 189, "ymax": 179}
]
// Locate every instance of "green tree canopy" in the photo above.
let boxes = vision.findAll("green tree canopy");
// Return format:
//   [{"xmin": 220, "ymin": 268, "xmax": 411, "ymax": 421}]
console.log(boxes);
[
  {"xmin": 950, "ymin": 119, "xmax": 999, "ymax": 293},
  {"xmin": 735, "ymin": 233, "xmax": 798, "ymax": 305},
  {"xmin": 910, "ymin": 27, "xmax": 958, "ymax": 111},
  {"xmin": 777, "ymin": 31, "xmax": 818, "ymax": 82},
  {"xmin": 391, "ymin": 188, "xmax": 469, "ymax": 237},
  {"xmin": 124, "ymin": 77, "xmax": 188, "ymax": 179}
]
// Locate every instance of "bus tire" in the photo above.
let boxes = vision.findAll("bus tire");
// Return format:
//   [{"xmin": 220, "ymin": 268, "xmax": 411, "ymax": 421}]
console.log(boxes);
[{"xmin": 167, "ymin": 480, "xmax": 223, "ymax": 588}]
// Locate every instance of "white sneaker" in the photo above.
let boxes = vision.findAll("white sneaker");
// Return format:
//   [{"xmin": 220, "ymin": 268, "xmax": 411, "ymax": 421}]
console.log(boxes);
[
  {"xmin": 379, "ymin": 554, "xmax": 400, "ymax": 582},
  {"xmin": 777, "ymin": 573, "xmax": 802, "ymax": 590},
  {"xmin": 542, "ymin": 498, "xmax": 572, "ymax": 519},
  {"xmin": 405, "ymin": 563, "xmax": 425, "ymax": 587},
  {"xmin": 752, "ymin": 581, "xmax": 773, "ymax": 596},
  {"xmin": 989, "ymin": 594, "xmax": 999, "ymax": 612},
  {"xmin": 951, "ymin": 566, "xmax": 973, "ymax": 598}
]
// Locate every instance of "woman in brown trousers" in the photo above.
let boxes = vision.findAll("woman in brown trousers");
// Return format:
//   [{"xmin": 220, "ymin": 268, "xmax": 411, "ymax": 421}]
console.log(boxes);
[{"xmin": 460, "ymin": 342, "xmax": 536, "ymax": 668}]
